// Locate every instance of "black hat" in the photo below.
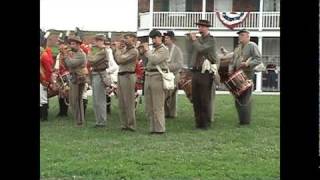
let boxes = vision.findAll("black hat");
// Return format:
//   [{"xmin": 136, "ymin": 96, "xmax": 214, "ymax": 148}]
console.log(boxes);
[
  {"xmin": 163, "ymin": 31, "xmax": 175, "ymax": 38},
  {"xmin": 237, "ymin": 29, "xmax": 250, "ymax": 34},
  {"xmin": 149, "ymin": 29, "xmax": 162, "ymax": 38},
  {"xmin": 195, "ymin": 19, "xmax": 211, "ymax": 27}
]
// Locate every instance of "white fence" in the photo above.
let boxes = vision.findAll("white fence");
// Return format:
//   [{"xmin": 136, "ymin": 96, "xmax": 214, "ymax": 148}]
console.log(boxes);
[{"xmin": 139, "ymin": 11, "xmax": 280, "ymax": 30}]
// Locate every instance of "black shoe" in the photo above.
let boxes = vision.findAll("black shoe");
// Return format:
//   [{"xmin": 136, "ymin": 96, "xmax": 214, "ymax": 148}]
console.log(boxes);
[
  {"xmin": 239, "ymin": 121, "xmax": 250, "ymax": 126},
  {"xmin": 150, "ymin": 132, "xmax": 165, "ymax": 135},
  {"xmin": 94, "ymin": 124, "xmax": 106, "ymax": 128},
  {"xmin": 121, "ymin": 127, "xmax": 135, "ymax": 132},
  {"xmin": 194, "ymin": 126, "xmax": 209, "ymax": 130},
  {"xmin": 76, "ymin": 122, "xmax": 84, "ymax": 128}
]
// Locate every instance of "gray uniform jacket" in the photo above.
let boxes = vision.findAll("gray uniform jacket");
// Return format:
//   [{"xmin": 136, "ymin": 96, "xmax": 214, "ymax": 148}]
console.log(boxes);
[
  {"xmin": 190, "ymin": 34, "xmax": 218, "ymax": 68},
  {"xmin": 229, "ymin": 41, "xmax": 262, "ymax": 79},
  {"xmin": 167, "ymin": 44, "xmax": 183, "ymax": 74},
  {"xmin": 145, "ymin": 44, "xmax": 169, "ymax": 71}
]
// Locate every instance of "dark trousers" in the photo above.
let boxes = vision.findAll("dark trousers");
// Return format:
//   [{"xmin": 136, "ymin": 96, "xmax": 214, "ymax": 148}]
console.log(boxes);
[
  {"xmin": 235, "ymin": 87, "xmax": 252, "ymax": 124},
  {"xmin": 58, "ymin": 97, "xmax": 68, "ymax": 116},
  {"xmin": 106, "ymin": 95, "xmax": 111, "ymax": 114},
  {"xmin": 40, "ymin": 104, "xmax": 48, "ymax": 121},
  {"xmin": 266, "ymin": 70, "xmax": 277, "ymax": 89},
  {"xmin": 192, "ymin": 71, "xmax": 213, "ymax": 128},
  {"xmin": 83, "ymin": 99, "xmax": 88, "ymax": 116}
]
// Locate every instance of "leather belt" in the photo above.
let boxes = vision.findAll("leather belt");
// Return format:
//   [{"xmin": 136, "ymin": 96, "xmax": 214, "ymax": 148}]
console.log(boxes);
[
  {"xmin": 146, "ymin": 69, "xmax": 168, "ymax": 73},
  {"xmin": 93, "ymin": 69, "xmax": 106, "ymax": 72},
  {"xmin": 118, "ymin": 71, "xmax": 135, "ymax": 75}
]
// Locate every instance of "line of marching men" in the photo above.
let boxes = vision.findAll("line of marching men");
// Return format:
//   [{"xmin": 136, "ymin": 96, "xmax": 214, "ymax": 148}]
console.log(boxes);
[
  {"xmin": 40, "ymin": 19, "xmax": 262, "ymax": 134},
  {"xmin": 40, "ymin": 30, "xmax": 183, "ymax": 134}
]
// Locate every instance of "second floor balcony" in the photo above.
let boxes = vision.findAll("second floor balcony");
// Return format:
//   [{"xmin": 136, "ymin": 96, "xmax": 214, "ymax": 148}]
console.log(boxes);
[{"xmin": 139, "ymin": 11, "xmax": 280, "ymax": 31}]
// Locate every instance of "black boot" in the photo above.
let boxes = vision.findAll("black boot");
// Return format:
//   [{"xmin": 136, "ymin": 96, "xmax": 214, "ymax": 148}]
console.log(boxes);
[
  {"xmin": 83, "ymin": 99, "xmax": 88, "ymax": 116},
  {"xmin": 41, "ymin": 104, "xmax": 48, "ymax": 121},
  {"xmin": 106, "ymin": 95, "xmax": 111, "ymax": 114}
]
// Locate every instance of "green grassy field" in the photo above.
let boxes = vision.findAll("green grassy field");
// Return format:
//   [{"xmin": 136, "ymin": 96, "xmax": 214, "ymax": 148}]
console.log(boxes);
[{"xmin": 40, "ymin": 94, "xmax": 280, "ymax": 180}]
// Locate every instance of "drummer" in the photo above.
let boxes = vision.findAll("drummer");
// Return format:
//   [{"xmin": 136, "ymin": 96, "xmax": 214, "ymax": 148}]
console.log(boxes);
[{"xmin": 228, "ymin": 29, "xmax": 262, "ymax": 125}]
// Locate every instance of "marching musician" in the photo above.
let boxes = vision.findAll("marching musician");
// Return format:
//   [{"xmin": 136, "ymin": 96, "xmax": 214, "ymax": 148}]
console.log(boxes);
[
  {"xmin": 163, "ymin": 31, "xmax": 183, "ymax": 118},
  {"xmin": 63, "ymin": 36, "xmax": 87, "ymax": 127},
  {"xmin": 113, "ymin": 33, "xmax": 138, "ymax": 131},
  {"xmin": 54, "ymin": 37, "xmax": 70, "ymax": 117},
  {"xmin": 87, "ymin": 34, "xmax": 109, "ymax": 128},
  {"xmin": 187, "ymin": 19, "xmax": 218, "ymax": 130},
  {"xmin": 228, "ymin": 29, "xmax": 262, "ymax": 125},
  {"xmin": 143, "ymin": 29, "xmax": 169, "ymax": 134}
]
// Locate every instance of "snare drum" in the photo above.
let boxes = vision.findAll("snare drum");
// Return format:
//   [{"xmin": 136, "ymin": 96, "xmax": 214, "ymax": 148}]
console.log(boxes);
[{"xmin": 224, "ymin": 69, "xmax": 252, "ymax": 97}]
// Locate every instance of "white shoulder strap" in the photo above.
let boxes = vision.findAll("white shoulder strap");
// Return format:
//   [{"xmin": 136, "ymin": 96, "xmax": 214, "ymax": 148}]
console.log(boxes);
[{"xmin": 156, "ymin": 64, "xmax": 171, "ymax": 74}]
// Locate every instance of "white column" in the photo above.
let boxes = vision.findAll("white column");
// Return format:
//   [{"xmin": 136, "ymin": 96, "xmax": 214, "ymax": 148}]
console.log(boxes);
[
  {"xmin": 259, "ymin": 0, "xmax": 264, "ymax": 31},
  {"xmin": 149, "ymin": 0, "xmax": 154, "ymax": 30},
  {"xmin": 255, "ymin": 36, "xmax": 263, "ymax": 92},
  {"xmin": 202, "ymin": 0, "xmax": 206, "ymax": 19},
  {"xmin": 148, "ymin": 0, "xmax": 154, "ymax": 48},
  {"xmin": 107, "ymin": 32, "xmax": 112, "ymax": 39}
]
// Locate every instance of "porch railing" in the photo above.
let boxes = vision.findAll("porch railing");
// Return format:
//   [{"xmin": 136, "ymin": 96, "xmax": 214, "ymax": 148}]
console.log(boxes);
[{"xmin": 139, "ymin": 11, "xmax": 280, "ymax": 30}]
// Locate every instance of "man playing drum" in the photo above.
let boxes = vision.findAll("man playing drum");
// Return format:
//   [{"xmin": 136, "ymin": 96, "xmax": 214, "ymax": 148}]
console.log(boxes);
[
  {"xmin": 54, "ymin": 37, "xmax": 70, "ymax": 117},
  {"xmin": 228, "ymin": 29, "xmax": 262, "ymax": 125}
]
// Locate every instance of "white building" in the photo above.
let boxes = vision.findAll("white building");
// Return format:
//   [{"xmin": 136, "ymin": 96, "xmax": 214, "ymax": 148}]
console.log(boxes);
[{"xmin": 137, "ymin": 0, "xmax": 280, "ymax": 92}]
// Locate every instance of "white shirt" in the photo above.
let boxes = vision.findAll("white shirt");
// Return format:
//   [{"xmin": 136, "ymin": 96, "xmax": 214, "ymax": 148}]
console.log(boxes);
[
  {"xmin": 54, "ymin": 53, "xmax": 61, "ymax": 70},
  {"xmin": 105, "ymin": 47, "xmax": 118, "ymax": 83}
]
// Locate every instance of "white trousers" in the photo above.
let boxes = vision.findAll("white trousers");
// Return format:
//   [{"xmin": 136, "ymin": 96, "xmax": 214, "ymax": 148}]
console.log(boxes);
[{"xmin": 40, "ymin": 83, "xmax": 48, "ymax": 107}]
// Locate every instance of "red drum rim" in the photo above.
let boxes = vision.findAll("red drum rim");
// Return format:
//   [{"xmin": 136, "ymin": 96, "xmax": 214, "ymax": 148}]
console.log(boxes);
[{"xmin": 226, "ymin": 69, "xmax": 244, "ymax": 83}]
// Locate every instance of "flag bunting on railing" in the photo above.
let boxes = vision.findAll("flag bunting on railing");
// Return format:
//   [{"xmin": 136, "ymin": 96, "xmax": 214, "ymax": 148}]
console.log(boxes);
[{"xmin": 216, "ymin": 12, "xmax": 250, "ymax": 30}]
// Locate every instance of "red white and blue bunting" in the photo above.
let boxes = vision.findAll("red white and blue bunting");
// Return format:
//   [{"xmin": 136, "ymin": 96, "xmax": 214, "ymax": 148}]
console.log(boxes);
[{"xmin": 216, "ymin": 12, "xmax": 249, "ymax": 30}]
